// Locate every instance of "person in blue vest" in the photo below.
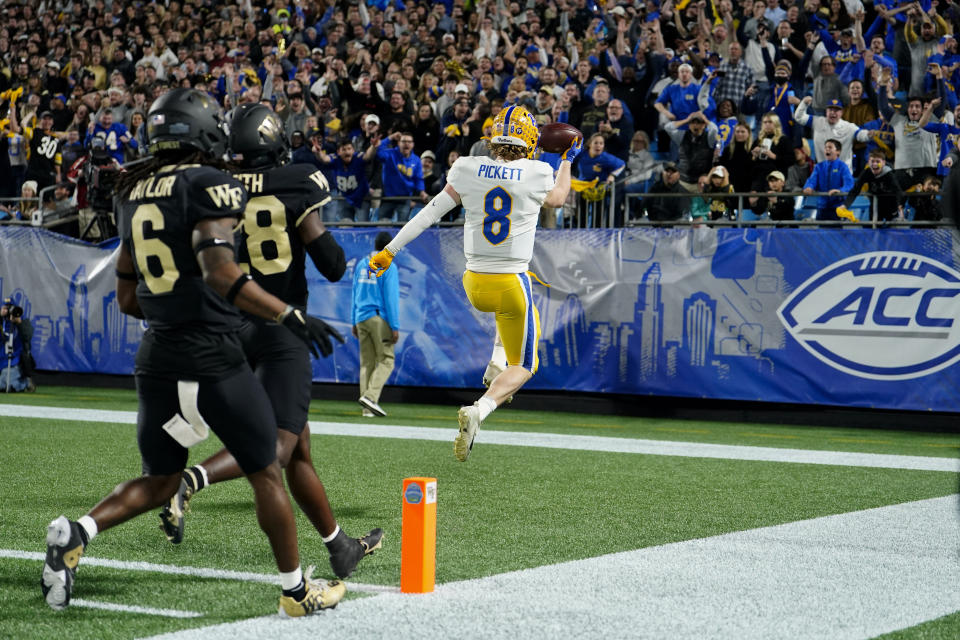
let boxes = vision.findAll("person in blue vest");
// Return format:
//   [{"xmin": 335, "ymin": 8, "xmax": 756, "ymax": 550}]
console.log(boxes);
[
  {"xmin": 803, "ymin": 138, "xmax": 855, "ymax": 222},
  {"xmin": 352, "ymin": 231, "xmax": 400, "ymax": 418},
  {"xmin": 375, "ymin": 131, "xmax": 428, "ymax": 222}
]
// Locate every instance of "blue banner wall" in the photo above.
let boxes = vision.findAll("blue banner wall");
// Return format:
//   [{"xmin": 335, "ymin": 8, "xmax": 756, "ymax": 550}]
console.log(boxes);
[{"xmin": 2, "ymin": 226, "xmax": 959, "ymax": 412}]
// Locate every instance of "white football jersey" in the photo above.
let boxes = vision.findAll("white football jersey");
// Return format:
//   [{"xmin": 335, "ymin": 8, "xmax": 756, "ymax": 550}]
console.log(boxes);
[{"xmin": 447, "ymin": 155, "xmax": 555, "ymax": 273}]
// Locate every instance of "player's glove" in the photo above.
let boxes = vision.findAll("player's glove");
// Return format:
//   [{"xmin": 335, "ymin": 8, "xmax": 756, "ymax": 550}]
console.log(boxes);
[
  {"xmin": 276, "ymin": 305, "xmax": 345, "ymax": 358},
  {"xmin": 561, "ymin": 136, "xmax": 583, "ymax": 162},
  {"xmin": 369, "ymin": 246, "xmax": 396, "ymax": 277}
]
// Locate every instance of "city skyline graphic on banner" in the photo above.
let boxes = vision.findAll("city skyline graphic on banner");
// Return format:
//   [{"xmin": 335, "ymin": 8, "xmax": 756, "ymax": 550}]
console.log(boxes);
[
  {"xmin": 1, "ymin": 265, "xmax": 144, "ymax": 375},
  {"xmin": 531, "ymin": 229, "xmax": 785, "ymax": 394},
  {"xmin": 1, "ymin": 230, "xmax": 789, "ymax": 390}
]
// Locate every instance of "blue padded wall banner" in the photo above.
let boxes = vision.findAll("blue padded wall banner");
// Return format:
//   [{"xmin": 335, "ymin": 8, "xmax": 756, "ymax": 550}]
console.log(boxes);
[{"xmin": 2, "ymin": 226, "xmax": 959, "ymax": 412}]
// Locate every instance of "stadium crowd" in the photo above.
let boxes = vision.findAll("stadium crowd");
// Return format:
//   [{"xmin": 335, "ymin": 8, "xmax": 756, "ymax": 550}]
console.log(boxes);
[{"xmin": 0, "ymin": 0, "xmax": 957, "ymax": 227}]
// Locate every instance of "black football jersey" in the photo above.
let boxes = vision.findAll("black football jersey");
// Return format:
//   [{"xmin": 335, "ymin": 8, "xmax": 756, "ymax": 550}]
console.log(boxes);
[
  {"xmin": 233, "ymin": 163, "xmax": 331, "ymax": 307},
  {"xmin": 116, "ymin": 164, "xmax": 248, "ymax": 333},
  {"xmin": 27, "ymin": 127, "xmax": 60, "ymax": 176}
]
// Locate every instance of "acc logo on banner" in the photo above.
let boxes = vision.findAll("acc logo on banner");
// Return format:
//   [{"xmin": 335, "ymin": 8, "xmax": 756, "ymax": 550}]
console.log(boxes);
[{"xmin": 778, "ymin": 251, "xmax": 960, "ymax": 380}]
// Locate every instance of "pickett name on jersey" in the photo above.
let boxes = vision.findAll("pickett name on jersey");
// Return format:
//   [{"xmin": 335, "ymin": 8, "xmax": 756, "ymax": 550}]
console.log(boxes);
[
  {"xmin": 477, "ymin": 164, "xmax": 523, "ymax": 181},
  {"xmin": 128, "ymin": 175, "xmax": 177, "ymax": 200}
]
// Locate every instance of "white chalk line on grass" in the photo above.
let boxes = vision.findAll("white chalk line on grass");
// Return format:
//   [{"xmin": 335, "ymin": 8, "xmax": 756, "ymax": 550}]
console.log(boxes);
[
  {"xmin": 71, "ymin": 598, "xmax": 203, "ymax": 619},
  {"xmin": 136, "ymin": 495, "xmax": 960, "ymax": 640},
  {"xmin": 1, "ymin": 404, "xmax": 957, "ymax": 472},
  {"xmin": 0, "ymin": 550, "xmax": 396, "ymax": 595}
]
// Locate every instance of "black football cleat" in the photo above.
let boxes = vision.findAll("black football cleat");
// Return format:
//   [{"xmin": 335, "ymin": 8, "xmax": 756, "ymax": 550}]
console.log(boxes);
[{"xmin": 329, "ymin": 528, "xmax": 384, "ymax": 579}]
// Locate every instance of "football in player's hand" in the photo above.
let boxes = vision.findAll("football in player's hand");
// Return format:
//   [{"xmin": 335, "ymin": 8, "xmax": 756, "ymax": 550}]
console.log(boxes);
[{"xmin": 539, "ymin": 123, "xmax": 583, "ymax": 154}]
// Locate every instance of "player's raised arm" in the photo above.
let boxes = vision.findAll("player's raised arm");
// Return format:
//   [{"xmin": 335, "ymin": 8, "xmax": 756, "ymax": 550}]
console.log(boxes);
[
  {"xmin": 369, "ymin": 183, "xmax": 462, "ymax": 276},
  {"xmin": 544, "ymin": 136, "xmax": 582, "ymax": 208}
]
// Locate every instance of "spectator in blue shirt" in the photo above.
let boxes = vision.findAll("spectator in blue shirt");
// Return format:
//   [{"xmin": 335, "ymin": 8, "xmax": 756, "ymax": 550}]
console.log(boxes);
[
  {"xmin": 316, "ymin": 139, "xmax": 377, "ymax": 222},
  {"xmin": 803, "ymin": 138, "xmax": 855, "ymax": 221},
  {"xmin": 654, "ymin": 63, "xmax": 701, "ymax": 129},
  {"xmin": 352, "ymin": 231, "xmax": 400, "ymax": 418},
  {"xmin": 574, "ymin": 132, "xmax": 627, "ymax": 226},
  {"xmin": 375, "ymin": 131, "xmax": 428, "ymax": 222},
  {"xmin": 84, "ymin": 109, "xmax": 136, "ymax": 165}
]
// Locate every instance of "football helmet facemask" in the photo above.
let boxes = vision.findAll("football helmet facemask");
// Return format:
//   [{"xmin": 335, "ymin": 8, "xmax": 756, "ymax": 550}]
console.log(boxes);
[{"xmin": 490, "ymin": 105, "xmax": 540, "ymax": 159}]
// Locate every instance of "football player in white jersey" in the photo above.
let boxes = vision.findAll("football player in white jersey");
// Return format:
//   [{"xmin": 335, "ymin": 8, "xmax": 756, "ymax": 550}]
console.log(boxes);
[{"xmin": 369, "ymin": 105, "xmax": 582, "ymax": 461}]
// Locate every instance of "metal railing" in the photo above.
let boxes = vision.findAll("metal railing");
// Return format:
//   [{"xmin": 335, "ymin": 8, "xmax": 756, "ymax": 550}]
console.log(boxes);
[
  {"xmin": 622, "ymin": 190, "xmax": 953, "ymax": 228},
  {"xmin": 2, "ymin": 183, "xmax": 950, "ymax": 234}
]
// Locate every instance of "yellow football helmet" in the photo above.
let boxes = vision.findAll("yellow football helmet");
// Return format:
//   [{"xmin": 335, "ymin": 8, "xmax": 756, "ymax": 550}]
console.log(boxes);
[{"xmin": 490, "ymin": 105, "xmax": 540, "ymax": 158}]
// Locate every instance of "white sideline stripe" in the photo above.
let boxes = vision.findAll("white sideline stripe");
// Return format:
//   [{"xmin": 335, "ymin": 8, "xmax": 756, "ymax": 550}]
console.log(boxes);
[
  {"xmin": 0, "ymin": 550, "xmax": 396, "ymax": 595},
  {"xmin": 72, "ymin": 598, "xmax": 203, "ymax": 618},
  {"xmin": 2, "ymin": 404, "xmax": 957, "ymax": 472},
  {"xmin": 139, "ymin": 495, "xmax": 960, "ymax": 640},
  {"xmin": 310, "ymin": 420, "xmax": 960, "ymax": 472}
]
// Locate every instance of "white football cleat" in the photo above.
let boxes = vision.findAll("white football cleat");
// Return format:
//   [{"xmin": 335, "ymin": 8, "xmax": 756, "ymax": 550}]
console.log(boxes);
[{"xmin": 454, "ymin": 404, "xmax": 482, "ymax": 462}]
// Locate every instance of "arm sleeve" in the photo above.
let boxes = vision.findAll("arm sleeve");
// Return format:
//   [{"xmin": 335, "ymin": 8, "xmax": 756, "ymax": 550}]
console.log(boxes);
[
  {"xmin": 793, "ymin": 100, "xmax": 811, "ymax": 126},
  {"xmin": 864, "ymin": 15, "xmax": 884, "ymax": 42},
  {"xmin": 841, "ymin": 165, "xmax": 856, "ymax": 192},
  {"xmin": 878, "ymin": 88, "xmax": 895, "ymax": 120},
  {"xmin": 655, "ymin": 86, "xmax": 671, "ymax": 106},
  {"xmin": 820, "ymin": 28, "xmax": 839, "ymax": 55},
  {"xmin": 382, "ymin": 263, "xmax": 400, "ymax": 330},
  {"xmin": 664, "ymin": 120, "xmax": 684, "ymax": 144},
  {"xmin": 697, "ymin": 81, "xmax": 712, "ymax": 111},
  {"xmin": 706, "ymin": 121, "xmax": 718, "ymax": 148},
  {"xmin": 385, "ymin": 189, "xmax": 458, "ymax": 254},
  {"xmin": 804, "ymin": 165, "xmax": 819, "ymax": 191},
  {"xmin": 761, "ymin": 47, "xmax": 775, "ymax": 82},
  {"xmin": 844, "ymin": 171, "xmax": 867, "ymax": 207},
  {"xmin": 376, "ymin": 137, "xmax": 393, "ymax": 162},
  {"xmin": 305, "ymin": 231, "xmax": 346, "ymax": 282}
]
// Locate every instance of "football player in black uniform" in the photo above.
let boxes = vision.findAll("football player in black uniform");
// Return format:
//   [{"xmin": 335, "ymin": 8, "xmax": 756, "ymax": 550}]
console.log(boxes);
[
  {"xmin": 41, "ymin": 89, "xmax": 346, "ymax": 617},
  {"xmin": 159, "ymin": 103, "xmax": 383, "ymax": 579}
]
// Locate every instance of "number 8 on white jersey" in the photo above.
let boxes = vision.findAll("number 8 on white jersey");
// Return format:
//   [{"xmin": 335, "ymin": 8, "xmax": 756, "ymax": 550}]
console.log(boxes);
[{"xmin": 448, "ymin": 155, "xmax": 555, "ymax": 274}]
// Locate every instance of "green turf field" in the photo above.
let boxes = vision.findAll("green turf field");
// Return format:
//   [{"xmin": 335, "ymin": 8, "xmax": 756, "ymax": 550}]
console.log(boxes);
[{"xmin": 0, "ymin": 387, "xmax": 957, "ymax": 640}]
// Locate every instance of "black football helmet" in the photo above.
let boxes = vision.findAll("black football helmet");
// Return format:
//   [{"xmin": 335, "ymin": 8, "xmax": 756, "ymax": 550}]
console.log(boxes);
[
  {"xmin": 146, "ymin": 88, "xmax": 229, "ymax": 158},
  {"xmin": 227, "ymin": 103, "xmax": 290, "ymax": 169}
]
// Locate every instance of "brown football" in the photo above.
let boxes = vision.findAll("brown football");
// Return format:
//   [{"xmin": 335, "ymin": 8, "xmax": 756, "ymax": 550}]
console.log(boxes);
[{"xmin": 539, "ymin": 122, "xmax": 583, "ymax": 154}]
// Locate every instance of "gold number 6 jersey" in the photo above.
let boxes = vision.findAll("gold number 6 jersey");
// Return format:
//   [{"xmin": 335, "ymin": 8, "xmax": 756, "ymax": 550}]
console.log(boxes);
[{"xmin": 447, "ymin": 156, "xmax": 555, "ymax": 274}]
